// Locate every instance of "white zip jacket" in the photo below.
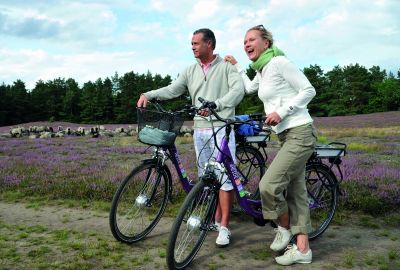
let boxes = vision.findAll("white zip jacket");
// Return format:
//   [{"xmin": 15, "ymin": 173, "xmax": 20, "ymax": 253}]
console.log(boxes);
[{"xmin": 235, "ymin": 56, "xmax": 315, "ymax": 134}]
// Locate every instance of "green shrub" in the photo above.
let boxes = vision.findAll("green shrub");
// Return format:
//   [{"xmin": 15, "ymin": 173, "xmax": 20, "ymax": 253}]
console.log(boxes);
[{"xmin": 341, "ymin": 182, "xmax": 391, "ymax": 215}]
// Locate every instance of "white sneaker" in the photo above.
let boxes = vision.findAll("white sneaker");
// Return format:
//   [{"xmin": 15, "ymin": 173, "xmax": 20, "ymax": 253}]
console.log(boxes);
[
  {"xmin": 215, "ymin": 226, "xmax": 231, "ymax": 247},
  {"xmin": 270, "ymin": 226, "xmax": 292, "ymax": 252},
  {"xmin": 275, "ymin": 244, "xmax": 312, "ymax": 265}
]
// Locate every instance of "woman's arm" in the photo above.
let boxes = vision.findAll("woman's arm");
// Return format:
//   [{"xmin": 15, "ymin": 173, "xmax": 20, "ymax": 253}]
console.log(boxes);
[
  {"xmin": 275, "ymin": 59, "xmax": 316, "ymax": 120},
  {"xmin": 224, "ymin": 55, "xmax": 259, "ymax": 95}
]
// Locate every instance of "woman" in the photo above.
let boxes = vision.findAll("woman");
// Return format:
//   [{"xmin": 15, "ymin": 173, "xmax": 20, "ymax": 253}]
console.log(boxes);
[{"xmin": 225, "ymin": 25, "xmax": 317, "ymax": 266}]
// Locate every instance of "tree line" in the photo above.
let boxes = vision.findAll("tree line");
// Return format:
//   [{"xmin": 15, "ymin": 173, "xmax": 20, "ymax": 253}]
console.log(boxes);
[{"xmin": 1, "ymin": 63, "xmax": 399, "ymax": 126}]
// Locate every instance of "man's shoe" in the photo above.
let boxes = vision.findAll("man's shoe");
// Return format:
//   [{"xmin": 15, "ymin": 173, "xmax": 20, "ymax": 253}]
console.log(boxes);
[
  {"xmin": 215, "ymin": 226, "xmax": 231, "ymax": 247},
  {"xmin": 275, "ymin": 244, "xmax": 312, "ymax": 265},
  {"xmin": 270, "ymin": 226, "xmax": 292, "ymax": 252}
]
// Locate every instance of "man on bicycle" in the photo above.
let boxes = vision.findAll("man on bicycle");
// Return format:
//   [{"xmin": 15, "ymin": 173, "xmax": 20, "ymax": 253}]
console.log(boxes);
[{"xmin": 137, "ymin": 28, "xmax": 244, "ymax": 247}]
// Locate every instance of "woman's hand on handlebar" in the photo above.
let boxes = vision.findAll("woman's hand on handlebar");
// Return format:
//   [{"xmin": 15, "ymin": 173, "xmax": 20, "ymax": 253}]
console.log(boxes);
[{"xmin": 265, "ymin": 112, "xmax": 281, "ymax": 126}]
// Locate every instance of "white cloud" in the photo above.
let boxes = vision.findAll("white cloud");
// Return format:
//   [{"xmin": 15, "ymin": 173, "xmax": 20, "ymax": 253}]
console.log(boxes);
[
  {"xmin": 186, "ymin": 1, "xmax": 220, "ymax": 23},
  {"xmin": 150, "ymin": 0, "xmax": 165, "ymax": 11},
  {"xmin": 279, "ymin": 0, "xmax": 400, "ymax": 72},
  {"xmin": 122, "ymin": 22, "xmax": 167, "ymax": 43},
  {"xmin": 0, "ymin": 1, "xmax": 119, "ymax": 51},
  {"xmin": 0, "ymin": 47, "xmax": 189, "ymax": 89},
  {"xmin": 0, "ymin": 0, "xmax": 399, "ymax": 90},
  {"xmin": 0, "ymin": 49, "xmax": 137, "ymax": 88}
]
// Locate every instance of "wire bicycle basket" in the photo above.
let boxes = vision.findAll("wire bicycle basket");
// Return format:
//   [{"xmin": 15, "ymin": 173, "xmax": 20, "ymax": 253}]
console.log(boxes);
[{"xmin": 137, "ymin": 107, "xmax": 185, "ymax": 146}]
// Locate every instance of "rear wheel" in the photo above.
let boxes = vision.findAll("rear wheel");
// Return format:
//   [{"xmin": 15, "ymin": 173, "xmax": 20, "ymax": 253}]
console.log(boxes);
[
  {"xmin": 166, "ymin": 180, "xmax": 218, "ymax": 270},
  {"xmin": 306, "ymin": 163, "xmax": 338, "ymax": 240},
  {"xmin": 109, "ymin": 162, "xmax": 169, "ymax": 243},
  {"xmin": 233, "ymin": 145, "xmax": 265, "ymax": 213}
]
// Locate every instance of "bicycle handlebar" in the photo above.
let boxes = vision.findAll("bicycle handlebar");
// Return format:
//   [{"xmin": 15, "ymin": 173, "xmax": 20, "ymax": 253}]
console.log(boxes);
[
  {"xmin": 140, "ymin": 99, "xmax": 197, "ymax": 116},
  {"xmin": 197, "ymin": 97, "xmax": 271, "ymax": 132},
  {"xmin": 140, "ymin": 97, "xmax": 270, "ymax": 132}
]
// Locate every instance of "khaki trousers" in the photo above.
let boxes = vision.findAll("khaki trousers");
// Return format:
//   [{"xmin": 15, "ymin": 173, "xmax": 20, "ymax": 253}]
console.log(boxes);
[{"xmin": 259, "ymin": 124, "xmax": 317, "ymax": 235}]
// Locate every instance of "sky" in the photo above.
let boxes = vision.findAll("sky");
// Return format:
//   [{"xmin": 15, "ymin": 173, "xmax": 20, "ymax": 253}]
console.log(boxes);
[{"xmin": 1, "ymin": 0, "xmax": 399, "ymax": 90}]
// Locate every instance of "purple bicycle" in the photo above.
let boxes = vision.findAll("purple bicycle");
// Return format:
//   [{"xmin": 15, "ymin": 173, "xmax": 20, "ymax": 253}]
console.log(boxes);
[
  {"xmin": 109, "ymin": 100, "xmax": 267, "ymax": 243},
  {"xmin": 109, "ymin": 101, "xmax": 197, "ymax": 243},
  {"xmin": 166, "ymin": 97, "xmax": 346, "ymax": 270}
]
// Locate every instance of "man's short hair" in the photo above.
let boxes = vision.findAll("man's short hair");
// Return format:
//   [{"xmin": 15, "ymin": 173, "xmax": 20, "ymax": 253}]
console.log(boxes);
[{"xmin": 193, "ymin": 28, "xmax": 216, "ymax": 50}]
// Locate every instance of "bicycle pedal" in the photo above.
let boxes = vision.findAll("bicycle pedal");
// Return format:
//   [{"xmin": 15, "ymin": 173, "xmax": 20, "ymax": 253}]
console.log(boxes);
[
  {"xmin": 230, "ymin": 207, "xmax": 243, "ymax": 215},
  {"xmin": 253, "ymin": 218, "xmax": 269, "ymax": 227}
]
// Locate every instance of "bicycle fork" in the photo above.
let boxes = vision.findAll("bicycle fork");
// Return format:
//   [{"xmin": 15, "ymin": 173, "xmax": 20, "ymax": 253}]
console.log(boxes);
[{"xmin": 136, "ymin": 149, "xmax": 168, "ymax": 208}]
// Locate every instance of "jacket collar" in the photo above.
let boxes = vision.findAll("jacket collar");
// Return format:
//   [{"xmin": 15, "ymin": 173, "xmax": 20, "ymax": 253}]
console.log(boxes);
[{"xmin": 196, "ymin": 54, "xmax": 221, "ymax": 66}]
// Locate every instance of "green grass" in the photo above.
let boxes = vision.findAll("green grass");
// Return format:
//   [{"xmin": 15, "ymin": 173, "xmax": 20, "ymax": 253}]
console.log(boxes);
[
  {"xmin": 208, "ymin": 261, "xmax": 218, "ymax": 270},
  {"xmin": 0, "ymin": 220, "xmax": 166, "ymax": 269},
  {"xmin": 319, "ymin": 126, "xmax": 400, "ymax": 138},
  {"xmin": 250, "ymin": 246, "xmax": 272, "ymax": 260},
  {"xmin": 388, "ymin": 249, "xmax": 397, "ymax": 260},
  {"xmin": 342, "ymin": 248, "xmax": 355, "ymax": 268},
  {"xmin": 347, "ymin": 142, "xmax": 384, "ymax": 152},
  {"xmin": 317, "ymin": 135, "xmax": 329, "ymax": 144},
  {"xmin": 158, "ymin": 248, "xmax": 166, "ymax": 258},
  {"xmin": 0, "ymin": 191, "xmax": 111, "ymax": 213}
]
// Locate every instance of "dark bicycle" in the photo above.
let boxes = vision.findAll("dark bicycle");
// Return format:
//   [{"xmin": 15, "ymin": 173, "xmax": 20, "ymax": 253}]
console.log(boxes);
[{"xmin": 166, "ymin": 98, "xmax": 346, "ymax": 269}]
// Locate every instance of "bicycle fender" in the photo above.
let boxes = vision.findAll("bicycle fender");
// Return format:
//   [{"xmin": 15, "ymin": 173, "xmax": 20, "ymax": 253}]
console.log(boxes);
[{"xmin": 306, "ymin": 162, "xmax": 340, "ymax": 193}]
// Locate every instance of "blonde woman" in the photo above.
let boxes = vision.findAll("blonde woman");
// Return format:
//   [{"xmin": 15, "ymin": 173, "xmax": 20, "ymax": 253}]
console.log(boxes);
[{"xmin": 225, "ymin": 25, "xmax": 317, "ymax": 265}]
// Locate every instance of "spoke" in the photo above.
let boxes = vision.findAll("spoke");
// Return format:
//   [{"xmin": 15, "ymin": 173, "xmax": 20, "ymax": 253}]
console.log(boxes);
[
  {"xmin": 120, "ymin": 206, "xmax": 142, "ymax": 234},
  {"xmin": 176, "ymin": 227, "xmax": 194, "ymax": 261}
]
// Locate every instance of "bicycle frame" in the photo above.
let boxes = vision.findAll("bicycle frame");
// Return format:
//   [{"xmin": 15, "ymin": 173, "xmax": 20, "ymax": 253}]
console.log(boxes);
[
  {"xmin": 209, "ymin": 124, "xmax": 346, "ymax": 224},
  {"xmin": 165, "ymin": 145, "xmax": 194, "ymax": 194},
  {"xmin": 214, "ymin": 128, "xmax": 264, "ymax": 221}
]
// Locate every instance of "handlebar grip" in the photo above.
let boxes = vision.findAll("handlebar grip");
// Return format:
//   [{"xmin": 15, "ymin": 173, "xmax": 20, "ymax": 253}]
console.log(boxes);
[
  {"xmin": 198, "ymin": 97, "xmax": 216, "ymax": 109},
  {"xmin": 209, "ymin": 102, "xmax": 217, "ymax": 109}
]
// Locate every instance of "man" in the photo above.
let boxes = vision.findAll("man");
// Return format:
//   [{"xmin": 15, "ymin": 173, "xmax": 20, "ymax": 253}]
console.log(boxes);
[{"xmin": 137, "ymin": 28, "xmax": 244, "ymax": 247}]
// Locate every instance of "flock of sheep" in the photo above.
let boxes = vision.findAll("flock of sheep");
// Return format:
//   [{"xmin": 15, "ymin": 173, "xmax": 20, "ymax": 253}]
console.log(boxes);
[{"xmin": 4, "ymin": 125, "xmax": 193, "ymax": 139}]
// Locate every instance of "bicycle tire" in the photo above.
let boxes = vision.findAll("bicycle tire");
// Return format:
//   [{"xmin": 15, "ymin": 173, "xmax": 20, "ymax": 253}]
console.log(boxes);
[
  {"xmin": 166, "ymin": 180, "xmax": 218, "ymax": 270},
  {"xmin": 235, "ymin": 145, "xmax": 265, "ymax": 201},
  {"xmin": 109, "ymin": 162, "xmax": 169, "ymax": 243},
  {"xmin": 306, "ymin": 163, "xmax": 338, "ymax": 240}
]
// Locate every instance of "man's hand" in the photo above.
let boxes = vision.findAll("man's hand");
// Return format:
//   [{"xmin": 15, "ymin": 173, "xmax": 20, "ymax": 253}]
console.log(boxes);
[
  {"xmin": 137, "ymin": 94, "xmax": 148, "ymax": 108},
  {"xmin": 197, "ymin": 108, "xmax": 210, "ymax": 117},
  {"xmin": 265, "ymin": 112, "xmax": 281, "ymax": 126}
]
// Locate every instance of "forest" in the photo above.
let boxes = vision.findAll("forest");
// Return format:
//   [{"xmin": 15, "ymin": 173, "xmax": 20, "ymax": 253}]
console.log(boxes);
[{"xmin": 1, "ymin": 63, "xmax": 399, "ymax": 126}]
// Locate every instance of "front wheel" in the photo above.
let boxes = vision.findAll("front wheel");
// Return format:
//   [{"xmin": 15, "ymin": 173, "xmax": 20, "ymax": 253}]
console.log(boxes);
[
  {"xmin": 109, "ymin": 162, "xmax": 169, "ymax": 243},
  {"xmin": 166, "ymin": 180, "xmax": 218, "ymax": 270},
  {"xmin": 306, "ymin": 163, "xmax": 338, "ymax": 240}
]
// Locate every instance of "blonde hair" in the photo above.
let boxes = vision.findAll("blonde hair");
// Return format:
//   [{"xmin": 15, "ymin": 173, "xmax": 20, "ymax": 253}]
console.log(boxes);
[{"xmin": 248, "ymin": 25, "xmax": 274, "ymax": 48}]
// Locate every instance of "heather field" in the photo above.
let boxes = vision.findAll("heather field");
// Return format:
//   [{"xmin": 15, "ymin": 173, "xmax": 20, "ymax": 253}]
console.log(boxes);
[
  {"xmin": 0, "ymin": 135, "xmax": 197, "ymax": 203},
  {"xmin": 2, "ymin": 111, "xmax": 398, "ymax": 214},
  {"xmin": 1, "ymin": 111, "xmax": 400, "ymax": 269}
]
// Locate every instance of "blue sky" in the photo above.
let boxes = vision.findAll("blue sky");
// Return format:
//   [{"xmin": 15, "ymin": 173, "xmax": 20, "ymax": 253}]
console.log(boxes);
[{"xmin": 1, "ymin": 0, "xmax": 399, "ymax": 89}]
